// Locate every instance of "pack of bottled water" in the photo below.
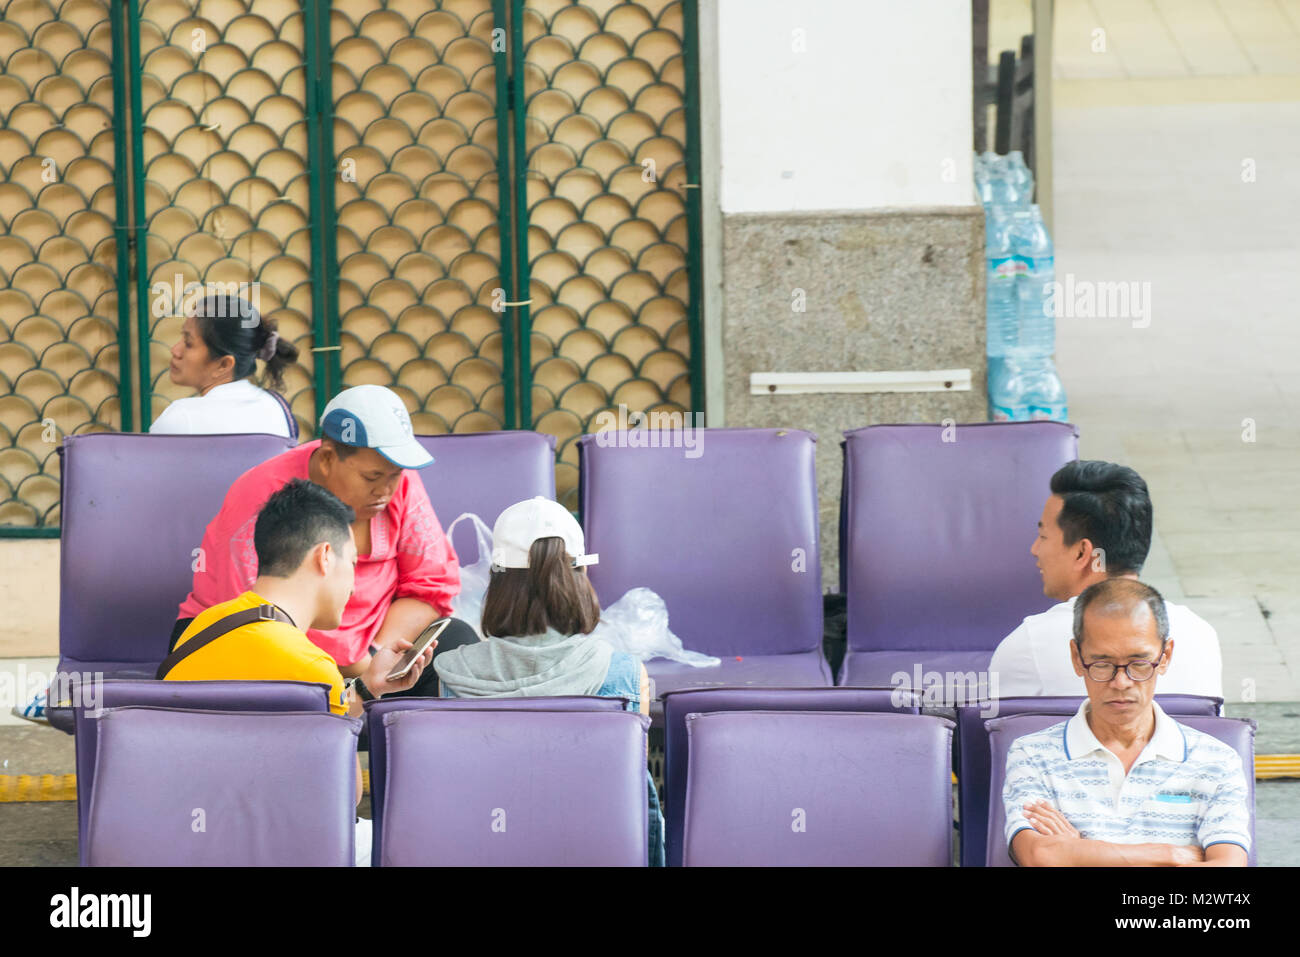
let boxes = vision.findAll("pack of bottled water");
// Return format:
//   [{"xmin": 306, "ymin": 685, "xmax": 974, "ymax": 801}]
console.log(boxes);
[{"xmin": 974, "ymin": 151, "xmax": 1068, "ymax": 422}]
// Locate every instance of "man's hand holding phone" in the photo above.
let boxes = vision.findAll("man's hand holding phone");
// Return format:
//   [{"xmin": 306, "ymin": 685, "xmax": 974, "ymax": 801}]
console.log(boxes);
[{"xmin": 363, "ymin": 618, "xmax": 448, "ymax": 696}]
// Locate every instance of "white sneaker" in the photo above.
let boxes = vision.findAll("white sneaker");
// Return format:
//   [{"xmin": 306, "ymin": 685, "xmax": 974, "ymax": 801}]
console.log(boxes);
[{"xmin": 11, "ymin": 687, "xmax": 48, "ymax": 724}]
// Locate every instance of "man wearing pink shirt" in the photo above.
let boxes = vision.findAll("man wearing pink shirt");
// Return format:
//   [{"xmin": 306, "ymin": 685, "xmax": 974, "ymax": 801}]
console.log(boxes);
[{"xmin": 173, "ymin": 384, "xmax": 478, "ymax": 691}]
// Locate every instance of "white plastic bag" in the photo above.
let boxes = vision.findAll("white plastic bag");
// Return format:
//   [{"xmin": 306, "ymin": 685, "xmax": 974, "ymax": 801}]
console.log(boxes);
[
  {"xmin": 592, "ymin": 587, "xmax": 720, "ymax": 668},
  {"xmin": 447, "ymin": 511, "xmax": 495, "ymax": 640}
]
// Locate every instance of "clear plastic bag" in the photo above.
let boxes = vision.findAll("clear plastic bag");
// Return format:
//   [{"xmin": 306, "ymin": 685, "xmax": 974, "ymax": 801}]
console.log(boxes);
[
  {"xmin": 446, "ymin": 512, "xmax": 718, "ymax": 667},
  {"xmin": 592, "ymin": 587, "xmax": 720, "ymax": 668},
  {"xmin": 446, "ymin": 512, "xmax": 495, "ymax": 640}
]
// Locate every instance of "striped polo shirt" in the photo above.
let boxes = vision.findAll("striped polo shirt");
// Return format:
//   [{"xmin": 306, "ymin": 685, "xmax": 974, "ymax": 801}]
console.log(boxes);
[{"xmin": 1003, "ymin": 701, "xmax": 1251, "ymax": 855}]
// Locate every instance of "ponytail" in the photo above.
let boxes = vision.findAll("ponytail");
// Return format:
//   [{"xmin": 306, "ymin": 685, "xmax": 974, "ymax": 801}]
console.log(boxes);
[
  {"xmin": 257, "ymin": 322, "xmax": 299, "ymax": 393},
  {"xmin": 192, "ymin": 293, "xmax": 299, "ymax": 394}
]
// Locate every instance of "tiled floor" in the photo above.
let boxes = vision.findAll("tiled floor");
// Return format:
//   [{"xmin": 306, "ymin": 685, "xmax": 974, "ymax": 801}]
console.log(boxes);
[
  {"xmin": 993, "ymin": 0, "xmax": 1300, "ymax": 79},
  {"xmin": 1053, "ymin": 96, "xmax": 1300, "ymax": 702},
  {"xmin": 1041, "ymin": 0, "xmax": 1300, "ymax": 702}
]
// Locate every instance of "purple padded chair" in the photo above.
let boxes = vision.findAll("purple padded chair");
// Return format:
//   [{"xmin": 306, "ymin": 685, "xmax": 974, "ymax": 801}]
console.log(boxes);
[
  {"xmin": 363, "ymin": 695, "xmax": 629, "ymax": 866},
  {"xmin": 51, "ymin": 432, "xmax": 295, "ymax": 731},
  {"xmin": 985, "ymin": 712, "xmax": 1256, "ymax": 867},
  {"xmin": 71, "ymin": 678, "xmax": 334, "ymax": 865},
  {"xmin": 376, "ymin": 709, "xmax": 651, "ymax": 866},
  {"xmin": 957, "ymin": 693, "xmax": 1221, "ymax": 867},
  {"xmin": 681, "ymin": 711, "xmax": 955, "ymax": 866},
  {"xmin": 578, "ymin": 428, "xmax": 829, "ymax": 709},
  {"xmin": 413, "ymin": 431, "xmax": 556, "ymax": 563},
  {"xmin": 661, "ymin": 686, "xmax": 922, "ymax": 866},
  {"xmin": 84, "ymin": 707, "xmax": 360, "ymax": 866},
  {"xmin": 838, "ymin": 422, "xmax": 1078, "ymax": 687}
]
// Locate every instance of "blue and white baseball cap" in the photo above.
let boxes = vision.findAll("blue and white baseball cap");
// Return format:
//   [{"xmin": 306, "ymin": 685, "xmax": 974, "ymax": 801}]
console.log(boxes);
[{"xmin": 319, "ymin": 385, "xmax": 433, "ymax": 470}]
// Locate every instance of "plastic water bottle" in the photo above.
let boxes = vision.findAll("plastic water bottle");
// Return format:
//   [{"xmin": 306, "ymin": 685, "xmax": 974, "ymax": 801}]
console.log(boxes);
[
  {"xmin": 1018, "ymin": 355, "xmax": 1068, "ymax": 421},
  {"xmin": 985, "ymin": 208, "xmax": 1018, "ymax": 358},
  {"xmin": 990, "ymin": 167, "xmax": 1020, "ymax": 211},
  {"xmin": 989, "ymin": 353, "xmax": 1028, "ymax": 421},
  {"xmin": 978, "ymin": 154, "xmax": 1065, "ymax": 421},
  {"xmin": 1013, "ymin": 205, "xmax": 1055, "ymax": 357},
  {"xmin": 1006, "ymin": 151, "xmax": 1034, "ymax": 205}
]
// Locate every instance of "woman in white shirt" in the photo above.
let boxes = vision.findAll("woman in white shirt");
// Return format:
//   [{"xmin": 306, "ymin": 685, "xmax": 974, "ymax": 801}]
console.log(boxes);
[
  {"xmin": 151, "ymin": 293, "xmax": 301, "ymax": 439},
  {"xmin": 14, "ymin": 295, "xmax": 301, "ymax": 725}
]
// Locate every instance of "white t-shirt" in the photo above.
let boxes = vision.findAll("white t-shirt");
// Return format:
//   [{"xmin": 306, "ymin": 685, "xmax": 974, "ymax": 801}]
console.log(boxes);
[
  {"xmin": 989, "ymin": 594, "xmax": 1224, "ymax": 700},
  {"xmin": 150, "ymin": 379, "xmax": 294, "ymax": 438}
]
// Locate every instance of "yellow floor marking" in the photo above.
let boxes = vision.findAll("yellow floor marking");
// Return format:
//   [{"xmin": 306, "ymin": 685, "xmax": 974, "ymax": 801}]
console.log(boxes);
[
  {"xmin": 1, "ymin": 758, "xmax": 1296, "ymax": 803},
  {"xmin": 0, "ymin": 770, "xmax": 375, "ymax": 803}
]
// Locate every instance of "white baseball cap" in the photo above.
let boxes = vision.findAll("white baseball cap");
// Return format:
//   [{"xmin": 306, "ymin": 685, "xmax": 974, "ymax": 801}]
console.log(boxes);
[
  {"xmin": 319, "ymin": 385, "xmax": 433, "ymax": 470},
  {"xmin": 491, "ymin": 496, "xmax": 599, "ymax": 571}
]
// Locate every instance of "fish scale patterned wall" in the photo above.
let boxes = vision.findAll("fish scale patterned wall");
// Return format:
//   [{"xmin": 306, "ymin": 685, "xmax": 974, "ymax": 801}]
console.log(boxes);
[
  {"xmin": 521, "ymin": 0, "xmax": 692, "ymax": 508},
  {"xmin": 0, "ymin": 0, "xmax": 698, "ymax": 528},
  {"xmin": 331, "ymin": 0, "xmax": 508, "ymax": 437},
  {"xmin": 138, "ymin": 0, "xmax": 318, "ymax": 437},
  {"xmin": 0, "ymin": 0, "xmax": 122, "ymax": 528}
]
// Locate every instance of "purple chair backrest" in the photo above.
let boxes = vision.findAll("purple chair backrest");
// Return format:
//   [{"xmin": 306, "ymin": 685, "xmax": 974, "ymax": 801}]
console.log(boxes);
[
  {"xmin": 841, "ymin": 422, "xmax": 1077, "ymax": 654},
  {"xmin": 956, "ymin": 693, "xmax": 1222, "ymax": 867},
  {"xmin": 377, "ymin": 709, "xmax": 651, "ymax": 866},
  {"xmin": 72, "ymin": 678, "xmax": 334, "ymax": 865},
  {"xmin": 413, "ymin": 431, "xmax": 556, "ymax": 562},
  {"xmin": 363, "ymin": 694, "xmax": 629, "ymax": 865},
  {"xmin": 662, "ymin": 686, "xmax": 922, "ymax": 866},
  {"xmin": 985, "ymin": 712, "xmax": 1256, "ymax": 867},
  {"xmin": 58, "ymin": 432, "xmax": 295, "ymax": 668},
  {"xmin": 578, "ymin": 428, "xmax": 822, "ymax": 657},
  {"xmin": 85, "ymin": 707, "xmax": 360, "ymax": 866},
  {"xmin": 681, "ymin": 711, "xmax": 955, "ymax": 866}
]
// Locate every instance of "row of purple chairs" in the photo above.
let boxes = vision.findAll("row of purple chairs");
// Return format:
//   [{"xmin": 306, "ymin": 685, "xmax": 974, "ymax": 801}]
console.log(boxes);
[
  {"xmin": 74, "ymin": 680, "xmax": 1255, "ymax": 866},
  {"xmin": 75, "ymin": 681, "xmax": 646, "ymax": 866},
  {"xmin": 662, "ymin": 687, "xmax": 1251, "ymax": 866},
  {"xmin": 51, "ymin": 429, "xmax": 558, "ymax": 731},
  {"xmin": 78, "ymin": 688, "xmax": 952, "ymax": 866},
  {"xmin": 53, "ymin": 421, "xmax": 1078, "ymax": 730},
  {"xmin": 581, "ymin": 421, "xmax": 1078, "ymax": 701}
]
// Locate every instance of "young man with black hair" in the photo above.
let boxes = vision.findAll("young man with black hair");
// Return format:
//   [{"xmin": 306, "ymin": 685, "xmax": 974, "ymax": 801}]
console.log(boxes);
[
  {"xmin": 164, "ymin": 479, "xmax": 437, "ymax": 866},
  {"xmin": 989, "ymin": 460, "xmax": 1222, "ymax": 698},
  {"xmin": 164, "ymin": 478, "xmax": 435, "ymax": 713}
]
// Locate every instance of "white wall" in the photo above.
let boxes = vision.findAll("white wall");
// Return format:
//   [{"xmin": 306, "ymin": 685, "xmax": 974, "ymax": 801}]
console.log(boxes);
[{"xmin": 716, "ymin": 0, "xmax": 975, "ymax": 213}]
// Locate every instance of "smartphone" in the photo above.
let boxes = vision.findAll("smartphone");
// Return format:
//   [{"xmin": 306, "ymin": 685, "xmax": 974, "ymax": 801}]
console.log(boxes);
[{"xmin": 386, "ymin": 618, "xmax": 451, "ymax": 682}]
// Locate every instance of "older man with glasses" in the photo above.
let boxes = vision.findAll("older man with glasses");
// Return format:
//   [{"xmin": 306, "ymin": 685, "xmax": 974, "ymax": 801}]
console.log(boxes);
[{"xmin": 1002, "ymin": 578, "xmax": 1250, "ymax": 867}]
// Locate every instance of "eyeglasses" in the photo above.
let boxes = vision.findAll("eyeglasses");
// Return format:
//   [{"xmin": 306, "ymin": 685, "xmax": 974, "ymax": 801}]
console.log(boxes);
[{"xmin": 1079, "ymin": 641, "xmax": 1167, "ymax": 682}]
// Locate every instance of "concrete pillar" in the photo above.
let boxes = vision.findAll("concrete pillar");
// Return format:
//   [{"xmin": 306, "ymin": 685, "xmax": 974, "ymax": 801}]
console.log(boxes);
[{"xmin": 701, "ymin": 0, "xmax": 987, "ymax": 589}]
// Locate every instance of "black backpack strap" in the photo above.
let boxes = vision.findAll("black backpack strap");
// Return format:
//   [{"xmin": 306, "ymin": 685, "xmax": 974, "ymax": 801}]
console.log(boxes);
[
  {"xmin": 267, "ymin": 388, "xmax": 298, "ymax": 441},
  {"xmin": 155, "ymin": 605, "xmax": 293, "ymax": 680}
]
